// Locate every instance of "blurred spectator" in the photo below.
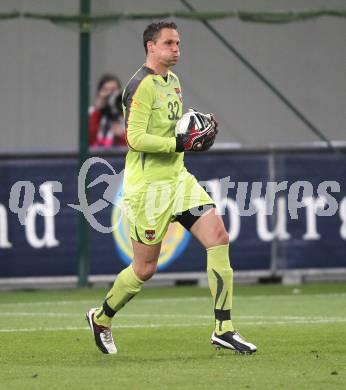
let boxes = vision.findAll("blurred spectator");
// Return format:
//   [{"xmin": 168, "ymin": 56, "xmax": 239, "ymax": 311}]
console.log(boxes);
[{"xmin": 89, "ymin": 73, "xmax": 126, "ymax": 148}]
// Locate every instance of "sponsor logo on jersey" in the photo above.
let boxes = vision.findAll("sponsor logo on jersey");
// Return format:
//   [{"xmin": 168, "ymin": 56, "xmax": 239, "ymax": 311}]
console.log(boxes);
[
  {"xmin": 132, "ymin": 99, "xmax": 140, "ymax": 108},
  {"xmin": 175, "ymin": 88, "xmax": 182, "ymax": 102}
]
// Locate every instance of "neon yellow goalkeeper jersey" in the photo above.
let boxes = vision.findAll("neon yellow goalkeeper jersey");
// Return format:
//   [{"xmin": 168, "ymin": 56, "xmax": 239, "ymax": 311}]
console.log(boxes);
[{"xmin": 122, "ymin": 65, "xmax": 184, "ymax": 193}]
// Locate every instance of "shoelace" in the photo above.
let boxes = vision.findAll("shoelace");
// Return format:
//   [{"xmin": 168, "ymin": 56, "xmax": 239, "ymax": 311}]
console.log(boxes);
[
  {"xmin": 102, "ymin": 327, "xmax": 114, "ymax": 344},
  {"xmin": 233, "ymin": 331, "xmax": 245, "ymax": 341}
]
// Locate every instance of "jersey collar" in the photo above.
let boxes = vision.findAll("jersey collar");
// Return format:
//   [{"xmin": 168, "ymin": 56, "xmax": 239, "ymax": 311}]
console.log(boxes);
[
  {"xmin": 142, "ymin": 65, "xmax": 155, "ymax": 74},
  {"xmin": 142, "ymin": 65, "xmax": 174, "ymax": 85}
]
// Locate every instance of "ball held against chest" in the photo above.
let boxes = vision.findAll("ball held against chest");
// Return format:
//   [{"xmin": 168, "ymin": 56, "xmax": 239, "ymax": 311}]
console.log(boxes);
[{"xmin": 175, "ymin": 110, "xmax": 213, "ymax": 136}]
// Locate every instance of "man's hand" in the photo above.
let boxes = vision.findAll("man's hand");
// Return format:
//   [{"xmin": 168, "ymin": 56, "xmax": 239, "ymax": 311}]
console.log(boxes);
[
  {"xmin": 202, "ymin": 113, "xmax": 218, "ymax": 150},
  {"xmin": 175, "ymin": 111, "xmax": 218, "ymax": 152}
]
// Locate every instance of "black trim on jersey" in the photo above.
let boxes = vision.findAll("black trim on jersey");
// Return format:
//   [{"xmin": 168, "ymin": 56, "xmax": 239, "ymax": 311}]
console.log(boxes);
[
  {"xmin": 122, "ymin": 66, "xmax": 154, "ymax": 108},
  {"xmin": 174, "ymin": 203, "xmax": 216, "ymax": 231},
  {"xmin": 122, "ymin": 65, "xmax": 154, "ymax": 147},
  {"xmin": 123, "ymin": 66, "xmax": 155, "ymax": 151}
]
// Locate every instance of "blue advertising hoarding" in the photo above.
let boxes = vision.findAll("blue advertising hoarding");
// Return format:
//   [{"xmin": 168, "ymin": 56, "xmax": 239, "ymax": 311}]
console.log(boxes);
[{"xmin": 0, "ymin": 151, "xmax": 345, "ymax": 278}]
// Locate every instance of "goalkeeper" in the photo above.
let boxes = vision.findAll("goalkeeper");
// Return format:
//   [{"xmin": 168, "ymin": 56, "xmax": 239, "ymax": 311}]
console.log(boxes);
[{"xmin": 86, "ymin": 21, "xmax": 257, "ymax": 355}]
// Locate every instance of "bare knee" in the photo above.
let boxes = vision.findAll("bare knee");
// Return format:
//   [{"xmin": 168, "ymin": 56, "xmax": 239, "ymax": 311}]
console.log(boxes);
[
  {"xmin": 133, "ymin": 261, "xmax": 157, "ymax": 281},
  {"xmin": 131, "ymin": 239, "xmax": 161, "ymax": 281},
  {"xmin": 209, "ymin": 226, "xmax": 229, "ymax": 247},
  {"xmin": 190, "ymin": 208, "xmax": 229, "ymax": 248}
]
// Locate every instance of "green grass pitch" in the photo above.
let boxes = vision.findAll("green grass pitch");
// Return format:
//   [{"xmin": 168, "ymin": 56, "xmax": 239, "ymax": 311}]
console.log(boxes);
[{"xmin": 0, "ymin": 282, "xmax": 345, "ymax": 389}]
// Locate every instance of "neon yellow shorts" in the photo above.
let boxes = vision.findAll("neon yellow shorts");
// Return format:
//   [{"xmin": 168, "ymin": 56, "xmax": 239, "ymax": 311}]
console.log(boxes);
[{"xmin": 122, "ymin": 170, "xmax": 214, "ymax": 245}]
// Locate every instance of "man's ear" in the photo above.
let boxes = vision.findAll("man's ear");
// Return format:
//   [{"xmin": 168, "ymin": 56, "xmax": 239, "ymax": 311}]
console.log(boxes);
[{"xmin": 147, "ymin": 40, "xmax": 154, "ymax": 54}]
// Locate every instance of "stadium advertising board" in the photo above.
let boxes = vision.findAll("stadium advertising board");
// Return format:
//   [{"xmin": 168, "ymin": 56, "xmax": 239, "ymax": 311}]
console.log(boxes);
[{"xmin": 0, "ymin": 152, "xmax": 345, "ymax": 278}]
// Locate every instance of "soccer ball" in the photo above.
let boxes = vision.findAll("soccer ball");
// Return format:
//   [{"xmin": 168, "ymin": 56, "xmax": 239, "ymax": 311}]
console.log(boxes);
[{"xmin": 175, "ymin": 110, "xmax": 212, "ymax": 136}]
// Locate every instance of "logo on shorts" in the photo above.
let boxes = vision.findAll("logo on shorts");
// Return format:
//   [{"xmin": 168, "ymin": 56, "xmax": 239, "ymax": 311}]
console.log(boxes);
[
  {"xmin": 113, "ymin": 185, "xmax": 190, "ymax": 271},
  {"xmin": 145, "ymin": 229, "xmax": 156, "ymax": 241}
]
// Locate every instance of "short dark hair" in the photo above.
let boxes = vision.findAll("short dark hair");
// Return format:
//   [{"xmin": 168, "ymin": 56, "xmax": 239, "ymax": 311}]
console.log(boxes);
[
  {"xmin": 96, "ymin": 73, "xmax": 121, "ymax": 93},
  {"xmin": 143, "ymin": 21, "xmax": 178, "ymax": 54}
]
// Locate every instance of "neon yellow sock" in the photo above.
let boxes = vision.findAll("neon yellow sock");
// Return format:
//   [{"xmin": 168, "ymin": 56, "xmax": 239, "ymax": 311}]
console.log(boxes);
[
  {"xmin": 94, "ymin": 265, "xmax": 143, "ymax": 327},
  {"xmin": 207, "ymin": 244, "xmax": 234, "ymax": 334}
]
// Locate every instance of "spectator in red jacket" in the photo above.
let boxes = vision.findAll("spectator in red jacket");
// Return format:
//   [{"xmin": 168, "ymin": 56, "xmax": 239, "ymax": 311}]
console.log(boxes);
[{"xmin": 89, "ymin": 73, "xmax": 127, "ymax": 148}]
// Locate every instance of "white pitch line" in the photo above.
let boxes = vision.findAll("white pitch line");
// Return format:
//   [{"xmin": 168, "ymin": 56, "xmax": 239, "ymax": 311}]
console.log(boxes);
[
  {"xmin": 0, "ymin": 323, "xmax": 208, "ymax": 333},
  {"xmin": 0, "ymin": 292, "xmax": 345, "ymax": 308},
  {"xmin": 233, "ymin": 292, "xmax": 346, "ymax": 301},
  {"xmin": 0, "ymin": 297, "xmax": 209, "ymax": 307},
  {"xmin": 1, "ymin": 313, "xmax": 346, "ymax": 322},
  {"xmin": 1, "ymin": 317, "xmax": 346, "ymax": 333},
  {"xmin": 241, "ymin": 319, "xmax": 346, "ymax": 325}
]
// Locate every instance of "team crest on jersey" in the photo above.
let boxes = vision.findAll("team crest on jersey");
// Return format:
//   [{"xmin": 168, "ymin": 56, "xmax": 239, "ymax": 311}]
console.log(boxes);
[
  {"xmin": 175, "ymin": 88, "xmax": 182, "ymax": 102},
  {"xmin": 145, "ymin": 230, "xmax": 156, "ymax": 241}
]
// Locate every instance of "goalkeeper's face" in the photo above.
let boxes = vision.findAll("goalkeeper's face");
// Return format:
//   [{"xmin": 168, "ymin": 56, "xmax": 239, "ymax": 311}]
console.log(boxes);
[{"xmin": 150, "ymin": 28, "xmax": 180, "ymax": 68}]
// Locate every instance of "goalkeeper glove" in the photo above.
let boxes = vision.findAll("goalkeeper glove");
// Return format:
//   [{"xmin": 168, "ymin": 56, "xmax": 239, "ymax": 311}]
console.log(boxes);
[{"xmin": 175, "ymin": 110, "xmax": 218, "ymax": 152}]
